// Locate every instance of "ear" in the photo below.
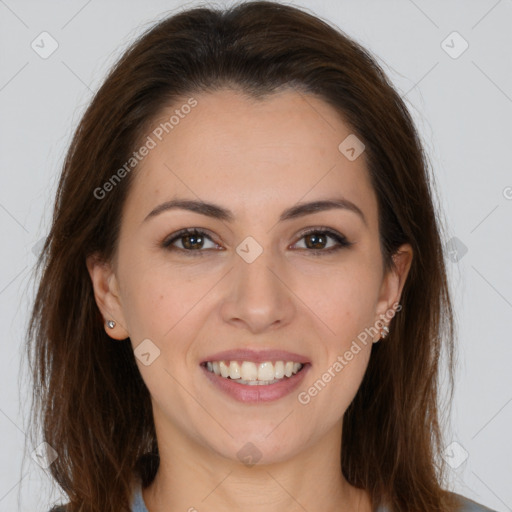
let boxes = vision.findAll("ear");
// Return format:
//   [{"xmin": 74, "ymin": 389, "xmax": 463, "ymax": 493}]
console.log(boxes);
[
  {"xmin": 86, "ymin": 253, "xmax": 130, "ymax": 340},
  {"xmin": 373, "ymin": 243, "xmax": 413, "ymax": 341}
]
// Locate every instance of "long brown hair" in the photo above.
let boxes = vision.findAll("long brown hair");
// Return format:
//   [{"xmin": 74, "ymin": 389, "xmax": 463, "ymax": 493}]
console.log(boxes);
[{"xmin": 24, "ymin": 2, "xmax": 458, "ymax": 511}]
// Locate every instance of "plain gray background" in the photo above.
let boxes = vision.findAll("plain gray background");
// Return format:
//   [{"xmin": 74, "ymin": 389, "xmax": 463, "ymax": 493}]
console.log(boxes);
[{"xmin": 0, "ymin": 0, "xmax": 511, "ymax": 511}]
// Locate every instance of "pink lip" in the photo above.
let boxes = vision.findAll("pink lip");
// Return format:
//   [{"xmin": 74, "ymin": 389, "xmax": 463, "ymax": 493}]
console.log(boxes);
[
  {"xmin": 201, "ymin": 362, "xmax": 311, "ymax": 403},
  {"xmin": 200, "ymin": 349, "xmax": 310, "ymax": 364}
]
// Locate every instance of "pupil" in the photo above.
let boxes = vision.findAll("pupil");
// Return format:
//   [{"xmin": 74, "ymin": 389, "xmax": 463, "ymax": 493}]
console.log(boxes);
[
  {"xmin": 307, "ymin": 233, "xmax": 325, "ymax": 249},
  {"xmin": 181, "ymin": 233, "xmax": 327, "ymax": 250},
  {"xmin": 184, "ymin": 234, "xmax": 202, "ymax": 249}
]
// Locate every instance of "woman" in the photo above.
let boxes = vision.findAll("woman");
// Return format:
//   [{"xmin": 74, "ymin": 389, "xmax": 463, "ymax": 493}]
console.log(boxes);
[{"xmin": 26, "ymin": 1, "xmax": 496, "ymax": 511}]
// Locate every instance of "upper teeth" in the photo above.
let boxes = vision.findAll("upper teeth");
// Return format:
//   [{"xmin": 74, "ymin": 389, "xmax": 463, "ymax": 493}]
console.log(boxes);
[{"xmin": 206, "ymin": 361, "xmax": 303, "ymax": 381}]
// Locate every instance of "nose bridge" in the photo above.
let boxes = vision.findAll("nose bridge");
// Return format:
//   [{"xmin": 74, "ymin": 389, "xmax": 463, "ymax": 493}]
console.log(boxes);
[
  {"xmin": 220, "ymin": 240, "xmax": 294, "ymax": 331},
  {"xmin": 235, "ymin": 240, "xmax": 284, "ymax": 303},
  {"xmin": 236, "ymin": 244, "xmax": 280, "ymax": 295}
]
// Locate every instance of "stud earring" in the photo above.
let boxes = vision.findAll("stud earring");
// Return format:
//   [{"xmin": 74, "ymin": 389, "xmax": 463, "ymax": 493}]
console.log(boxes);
[
  {"xmin": 106, "ymin": 320, "xmax": 116, "ymax": 329},
  {"xmin": 380, "ymin": 325, "xmax": 390, "ymax": 339}
]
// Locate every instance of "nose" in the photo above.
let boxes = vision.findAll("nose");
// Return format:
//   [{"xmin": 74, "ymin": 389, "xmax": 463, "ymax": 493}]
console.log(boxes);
[{"xmin": 219, "ymin": 248, "xmax": 296, "ymax": 334}]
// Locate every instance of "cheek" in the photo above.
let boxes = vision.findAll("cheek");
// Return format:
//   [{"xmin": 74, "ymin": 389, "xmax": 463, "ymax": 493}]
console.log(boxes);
[
  {"xmin": 117, "ymin": 254, "xmax": 185, "ymax": 341},
  {"xmin": 296, "ymin": 338, "xmax": 371, "ymax": 432},
  {"xmin": 292, "ymin": 262, "xmax": 380, "ymax": 335}
]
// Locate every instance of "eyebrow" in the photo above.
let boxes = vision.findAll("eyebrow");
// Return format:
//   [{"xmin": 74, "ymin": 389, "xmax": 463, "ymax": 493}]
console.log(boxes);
[{"xmin": 143, "ymin": 197, "xmax": 367, "ymax": 226}]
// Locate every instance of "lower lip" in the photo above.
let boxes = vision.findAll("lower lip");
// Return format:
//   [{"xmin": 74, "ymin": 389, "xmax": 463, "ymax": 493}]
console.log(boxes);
[{"xmin": 201, "ymin": 363, "xmax": 311, "ymax": 403}]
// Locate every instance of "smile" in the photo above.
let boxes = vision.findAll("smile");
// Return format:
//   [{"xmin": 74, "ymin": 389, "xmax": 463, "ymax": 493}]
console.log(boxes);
[
  {"xmin": 203, "ymin": 360, "xmax": 304, "ymax": 385},
  {"xmin": 200, "ymin": 360, "xmax": 310, "ymax": 403}
]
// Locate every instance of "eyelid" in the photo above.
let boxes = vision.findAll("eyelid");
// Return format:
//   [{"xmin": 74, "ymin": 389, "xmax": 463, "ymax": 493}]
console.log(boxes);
[
  {"xmin": 162, "ymin": 227, "xmax": 220, "ymax": 250},
  {"xmin": 293, "ymin": 225, "xmax": 348, "ymax": 242},
  {"xmin": 161, "ymin": 226, "xmax": 353, "ymax": 253},
  {"xmin": 291, "ymin": 226, "xmax": 353, "ymax": 250}
]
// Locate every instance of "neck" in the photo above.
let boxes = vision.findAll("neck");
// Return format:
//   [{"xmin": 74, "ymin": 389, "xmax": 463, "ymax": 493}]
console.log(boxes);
[{"xmin": 140, "ymin": 418, "xmax": 370, "ymax": 512}]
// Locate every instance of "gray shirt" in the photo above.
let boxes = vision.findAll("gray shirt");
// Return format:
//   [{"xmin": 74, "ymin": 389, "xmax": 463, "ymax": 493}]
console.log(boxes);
[{"xmin": 131, "ymin": 482, "xmax": 498, "ymax": 512}]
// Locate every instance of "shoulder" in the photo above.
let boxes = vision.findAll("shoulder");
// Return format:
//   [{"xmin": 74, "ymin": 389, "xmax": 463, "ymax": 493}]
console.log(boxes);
[
  {"xmin": 377, "ymin": 492, "xmax": 498, "ymax": 512},
  {"xmin": 48, "ymin": 475, "xmax": 145, "ymax": 512},
  {"xmin": 49, "ymin": 490, "xmax": 497, "ymax": 512},
  {"xmin": 452, "ymin": 492, "xmax": 498, "ymax": 512}
]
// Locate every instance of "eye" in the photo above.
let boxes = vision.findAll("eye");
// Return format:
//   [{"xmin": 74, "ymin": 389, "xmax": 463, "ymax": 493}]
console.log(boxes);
[
  {"xmin": 161, "ymin": 226, "xmax": 353, "ymax": 257},
  {"xmin": 291, "ymin": 227, "xmax": 353, "ymax": 255},
  {"xmin": 162, "ymin": 228, "xmax": 220, "ymax": 256}
]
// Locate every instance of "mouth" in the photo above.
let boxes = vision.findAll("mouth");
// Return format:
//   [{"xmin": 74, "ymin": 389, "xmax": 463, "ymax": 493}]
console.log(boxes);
[{"xmin": 200, "ymin": 360, "xmax": 308, "ymax": 386}]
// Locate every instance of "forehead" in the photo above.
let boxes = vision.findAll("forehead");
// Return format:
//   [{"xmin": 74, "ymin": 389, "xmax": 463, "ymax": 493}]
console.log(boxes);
[{"xmin": 124, "ymin": 88, "xmax": 378, "ymax": 228}]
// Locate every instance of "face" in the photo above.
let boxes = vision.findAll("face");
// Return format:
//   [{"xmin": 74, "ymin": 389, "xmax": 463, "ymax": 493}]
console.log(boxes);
[{"xmin": 87, "ymin": 88, "xmax": 412, "ymax": 466}]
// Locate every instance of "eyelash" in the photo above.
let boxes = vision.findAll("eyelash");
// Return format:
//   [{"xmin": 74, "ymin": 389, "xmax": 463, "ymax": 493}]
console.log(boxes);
[{"xmin": 161, "ymin": 226, "xmax": 353, "ymax": 257}]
